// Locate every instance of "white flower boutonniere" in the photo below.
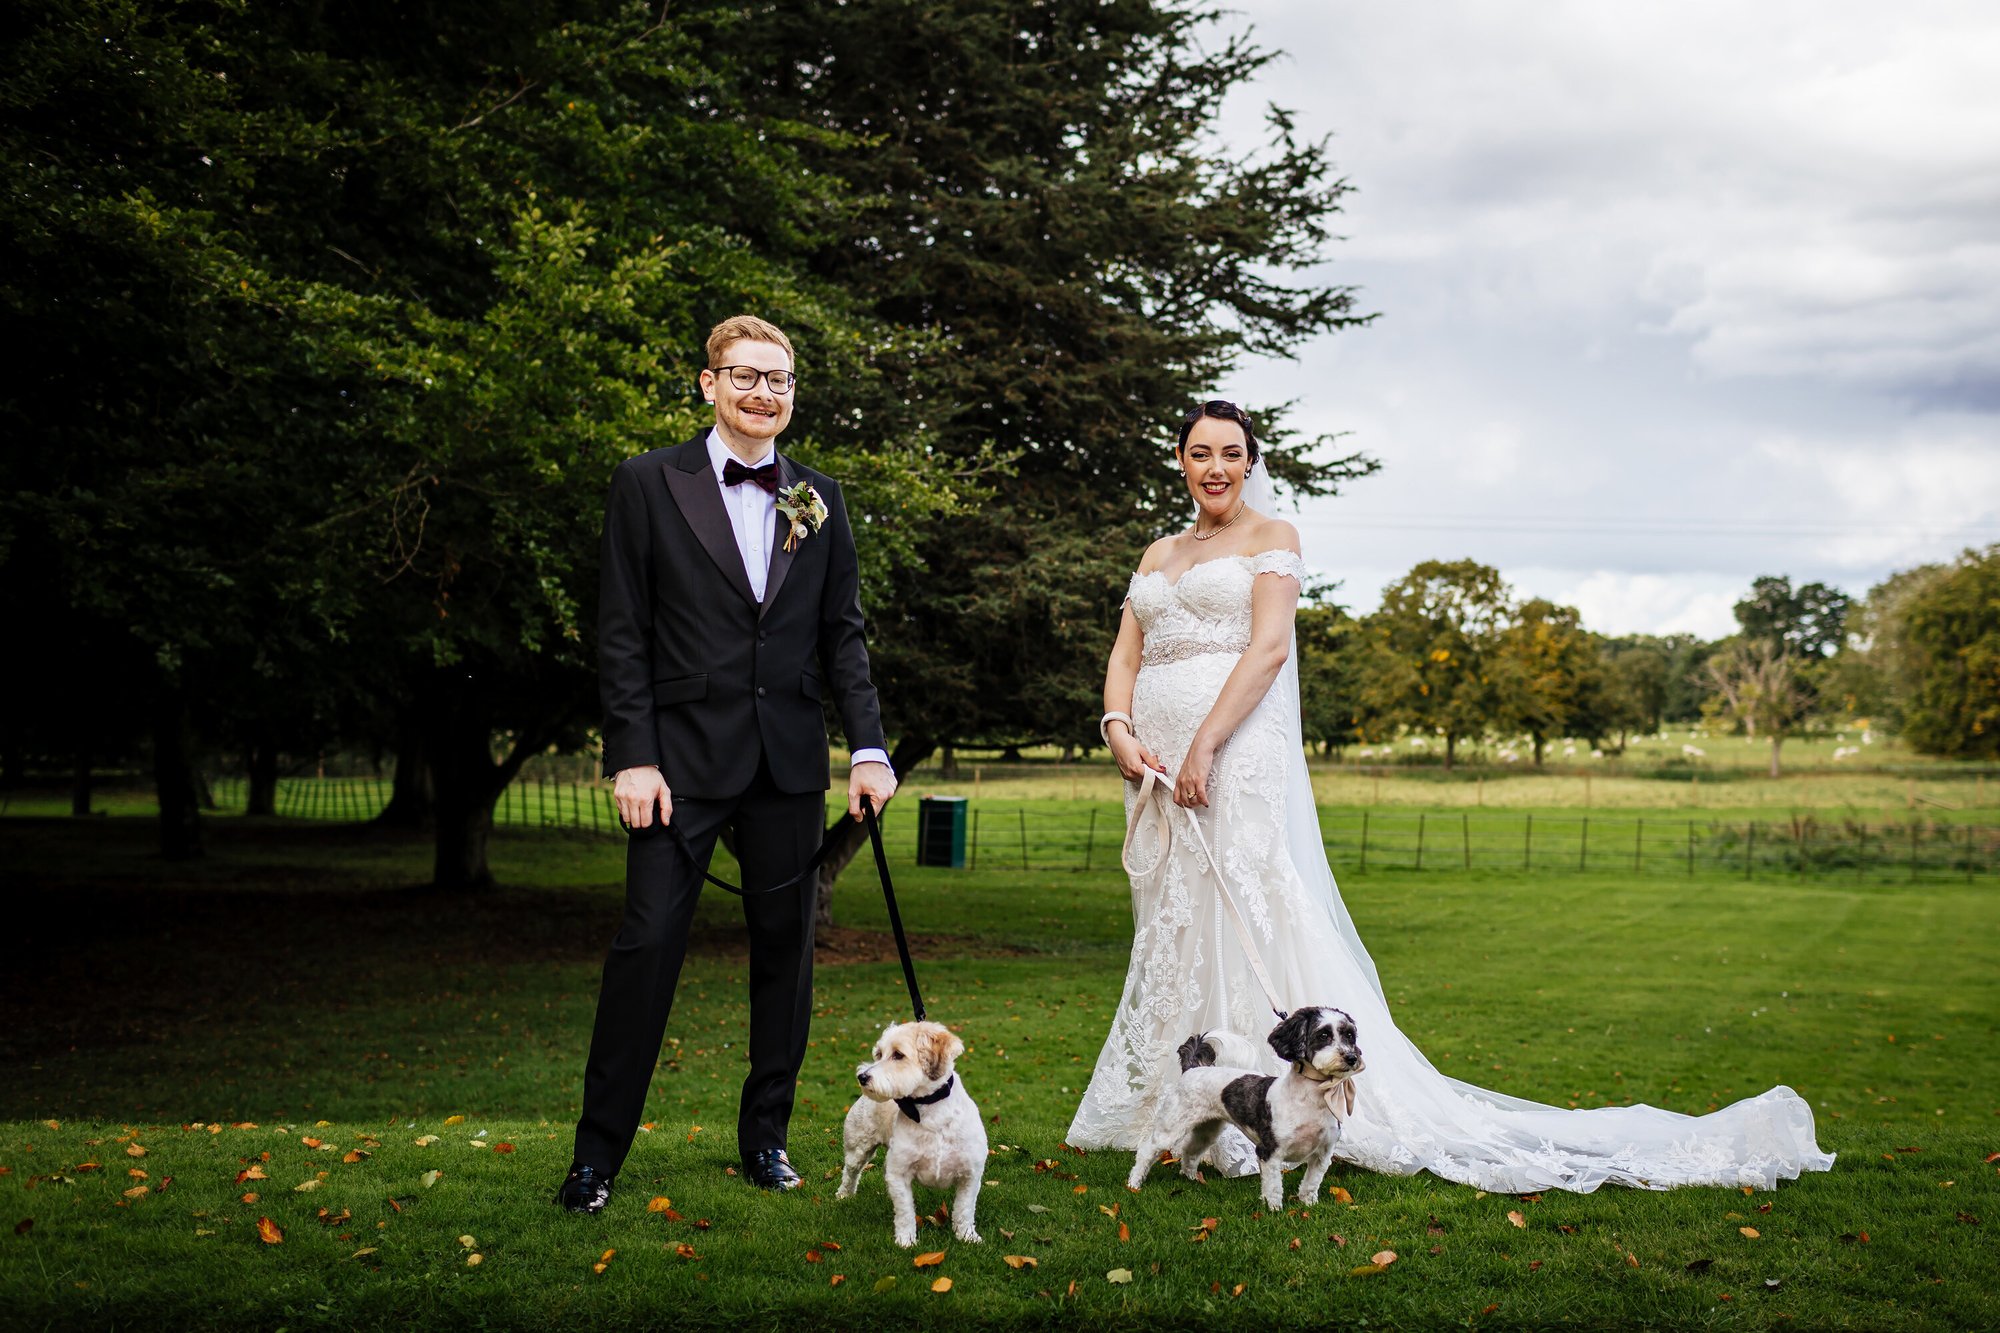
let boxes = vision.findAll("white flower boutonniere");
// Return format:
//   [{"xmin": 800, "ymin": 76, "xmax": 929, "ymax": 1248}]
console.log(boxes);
[{"xmin": 775, "ymin": 480, "xmax": 829, "ymax": 553}]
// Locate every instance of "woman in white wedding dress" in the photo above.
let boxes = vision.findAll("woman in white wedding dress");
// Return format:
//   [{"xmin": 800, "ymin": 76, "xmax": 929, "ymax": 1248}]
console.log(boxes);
[{"xmin": 1067, "ymin": 400, "xmax": 1835, "ymax": 1192}]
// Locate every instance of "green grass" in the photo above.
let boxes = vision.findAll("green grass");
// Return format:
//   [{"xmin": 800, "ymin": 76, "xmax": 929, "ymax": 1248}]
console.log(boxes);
[{"xmin": 2, "ymin": 812, "xmax": 1996, "ymax": 1330}]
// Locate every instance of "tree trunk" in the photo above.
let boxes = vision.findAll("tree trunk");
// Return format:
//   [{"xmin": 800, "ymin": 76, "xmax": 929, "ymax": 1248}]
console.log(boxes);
[
  {"xmin": 433, "ymin": 784, "xmax": 498, "ymax": 890},
  {"xmin": 376, "ymin": 702, "xmax": 435, "ymax": 830},
  {"xmin": 71, "ymin": 747, "xmax": 92, "ymax": 817},
  {"xmin": 152, "ymin": 692, "xmax": 203, "ymax": 860},
  {"xmin": 378, "ymin": 700, "xmax": 438, "ymax": 824},
  {"xmin": 1769, "ymin": 734, "xmax": 1783, "ymax": 779},
  {"xmin": 246, "ymin": 738, "xmax": 279, "ymax": 816},
  {"xmin": 423, "ymin": 672, "xmax": 558, "ymax": 891},
  {"xmin": 426, "ymin": 679, "xmax": 502, "ymax": 891},
  {"xmin": 813, "ymin": 735, "xmax": 936, "ymax": 928},
  {"xmin": 1443, "ymin": 733, "xmax": 1456, "ymax": 772},
  {"xmin": 1532, "ymin": 732, "xmax": 1546, "ymax": 769},
  {"xmin": 939, "ymin": 744, "xmax": 959, "ymax": 780}
]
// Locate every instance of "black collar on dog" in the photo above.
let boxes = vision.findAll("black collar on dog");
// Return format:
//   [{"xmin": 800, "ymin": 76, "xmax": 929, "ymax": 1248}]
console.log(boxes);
[{"xmin": 895, "ymin": 1075, "xmax": 954, "ymax": 1123}]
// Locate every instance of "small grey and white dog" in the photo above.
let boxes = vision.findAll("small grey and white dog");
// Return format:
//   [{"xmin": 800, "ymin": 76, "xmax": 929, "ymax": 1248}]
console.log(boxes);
[
  {"xmin": 836, "ymin": 1020, "xmax": 986, "ymax": 1248},
  {"xmin": 1127, "ymin": 1006, "xmax": 1364, "ymax": 1211}
]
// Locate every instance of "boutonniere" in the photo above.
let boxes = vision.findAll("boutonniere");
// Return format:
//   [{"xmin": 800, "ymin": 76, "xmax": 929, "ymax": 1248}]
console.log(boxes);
[{"xmin": 775, "ymin": 480, "xmax": 828, "ymax": 552}]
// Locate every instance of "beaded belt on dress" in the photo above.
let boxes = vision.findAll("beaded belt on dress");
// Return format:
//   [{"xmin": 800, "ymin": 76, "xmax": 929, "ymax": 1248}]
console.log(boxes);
[{"xmin": 1141, "ymin": 639, "xmax": 1246, "ymax": 667}]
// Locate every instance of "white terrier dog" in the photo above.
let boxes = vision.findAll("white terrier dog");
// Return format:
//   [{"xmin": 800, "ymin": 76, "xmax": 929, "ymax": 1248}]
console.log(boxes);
[
  {"xmin": 1128, "ymin": 1006, "xmax": 1364, "ymax": 1212},
  {"xmin": 837, "ymin": 1020, "xmax": 986, "ymax": 1247}
]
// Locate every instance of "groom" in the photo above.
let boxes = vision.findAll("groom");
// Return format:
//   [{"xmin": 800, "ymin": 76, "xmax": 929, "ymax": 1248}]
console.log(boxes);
[{"xmin": 558, "ymin": 314, "xmax": 897, "ymax": 1213}]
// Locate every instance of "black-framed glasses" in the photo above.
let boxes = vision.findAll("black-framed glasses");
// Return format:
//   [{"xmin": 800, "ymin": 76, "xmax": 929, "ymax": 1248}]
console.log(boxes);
[{"xmin": 712, "ymin": 365, "xmax": 797, "ymax": 394}]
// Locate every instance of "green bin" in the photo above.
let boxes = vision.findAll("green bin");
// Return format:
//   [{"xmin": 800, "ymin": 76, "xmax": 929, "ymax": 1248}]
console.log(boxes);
[{"xmin": 916, "ymin": 796, "xmax": 968, "ymax": 868}]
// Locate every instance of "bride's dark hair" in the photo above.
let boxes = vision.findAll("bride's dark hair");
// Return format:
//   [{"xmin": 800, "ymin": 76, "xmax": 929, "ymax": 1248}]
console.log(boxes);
[{"xmin": 1176, "ymin": 399, "xmax": 1259, "ymax": 464}]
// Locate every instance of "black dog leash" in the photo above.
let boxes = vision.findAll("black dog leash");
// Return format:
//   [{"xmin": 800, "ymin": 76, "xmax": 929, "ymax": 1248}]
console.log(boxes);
[{"xmin": 649, "ymin": 795, "xmax": 926, "ymax": 1021}]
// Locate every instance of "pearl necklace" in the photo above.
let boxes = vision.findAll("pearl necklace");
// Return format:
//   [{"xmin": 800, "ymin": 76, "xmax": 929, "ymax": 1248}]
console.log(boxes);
[{"xmin": 1191, "ymin": 499, "xmax": 1247, "ymax": 541}]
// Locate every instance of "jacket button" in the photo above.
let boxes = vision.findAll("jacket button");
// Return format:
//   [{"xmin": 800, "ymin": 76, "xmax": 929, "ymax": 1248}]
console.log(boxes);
[{"xmin": 756, "ymin": 686, "xmax": 766, "ymax": 697}]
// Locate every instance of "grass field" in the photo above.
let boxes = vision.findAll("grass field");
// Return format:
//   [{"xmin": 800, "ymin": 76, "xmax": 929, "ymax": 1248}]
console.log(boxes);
[{"xmin": 2, "ymin": 806, "xmax": 1997, "ymax": 1331}]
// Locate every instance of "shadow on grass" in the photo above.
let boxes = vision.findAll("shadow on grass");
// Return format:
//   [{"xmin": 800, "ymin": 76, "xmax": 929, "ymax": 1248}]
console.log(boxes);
[{"xmin": 0, "ymin": 817, "xmax": 1022, "ymax": 1113}]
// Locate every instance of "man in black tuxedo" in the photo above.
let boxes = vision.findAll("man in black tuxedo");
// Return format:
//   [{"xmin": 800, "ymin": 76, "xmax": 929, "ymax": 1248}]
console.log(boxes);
[{"xmin": 558, "ymin": 315, "xmax": 897, "ymax": 1212}]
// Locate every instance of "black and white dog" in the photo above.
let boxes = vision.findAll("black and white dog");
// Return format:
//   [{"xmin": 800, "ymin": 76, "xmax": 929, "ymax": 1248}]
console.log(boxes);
[{"xmin": 1127, "ymin": 1007, "xmax": 1364, "ymax": 1211}]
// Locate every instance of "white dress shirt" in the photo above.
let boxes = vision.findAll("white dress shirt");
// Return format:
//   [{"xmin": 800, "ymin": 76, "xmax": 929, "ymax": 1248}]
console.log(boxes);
[{"xmin": 705, "ymin": 429, "xmax": 889, "ymax": 772}]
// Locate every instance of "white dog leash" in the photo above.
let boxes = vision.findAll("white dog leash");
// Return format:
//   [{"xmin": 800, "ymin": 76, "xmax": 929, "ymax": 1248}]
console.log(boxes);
[{"xmin": 1122, "ymin": 765, "xmax": 1289, "ymax": 1021}]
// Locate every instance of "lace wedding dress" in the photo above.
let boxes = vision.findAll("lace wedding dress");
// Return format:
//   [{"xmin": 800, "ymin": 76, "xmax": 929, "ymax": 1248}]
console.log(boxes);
[{"xmin": 1066, "ymin": 549, "xmax": 1835, "ymax": 1192}]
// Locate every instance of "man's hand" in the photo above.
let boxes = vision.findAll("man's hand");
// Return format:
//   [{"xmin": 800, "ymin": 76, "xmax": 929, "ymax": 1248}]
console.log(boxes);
[
  {"xmin": 614, "ymin": 765, "xmax": 672, "ymax": 830},
  {"xmin": 847, "ymin": 760, "xmax": 898, "ymax": 822}
]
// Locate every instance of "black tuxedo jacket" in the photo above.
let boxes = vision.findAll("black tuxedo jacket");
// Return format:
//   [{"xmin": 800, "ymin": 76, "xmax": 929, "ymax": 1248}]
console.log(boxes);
[{"xmin": 597, "ymin": 433, "xmax": 886, "ymax": 797}]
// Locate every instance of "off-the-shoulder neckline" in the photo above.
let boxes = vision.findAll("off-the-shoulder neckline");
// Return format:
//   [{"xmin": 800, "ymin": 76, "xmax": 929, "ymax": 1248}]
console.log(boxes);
[{"xmin": 1132, "ymin": 549, "xmax": 1303, "ymax": 589}]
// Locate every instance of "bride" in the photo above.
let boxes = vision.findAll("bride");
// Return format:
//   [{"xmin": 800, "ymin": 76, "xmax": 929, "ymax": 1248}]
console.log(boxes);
[{"xmin": 1067, "ymin": 399, "xmax": 1835, "ymax": 1192}]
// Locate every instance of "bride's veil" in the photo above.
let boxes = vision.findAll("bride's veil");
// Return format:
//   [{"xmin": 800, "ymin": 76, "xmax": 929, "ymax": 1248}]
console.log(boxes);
[{"xmin": 1238, "ymin": 458, "xmax": 1391, "ymax": 1006}]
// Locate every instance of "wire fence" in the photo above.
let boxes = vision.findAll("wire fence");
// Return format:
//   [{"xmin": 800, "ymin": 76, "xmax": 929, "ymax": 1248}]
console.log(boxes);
[{"xmin": 207, "ymin": 780, "xmax": 2000, "ymax": 882}]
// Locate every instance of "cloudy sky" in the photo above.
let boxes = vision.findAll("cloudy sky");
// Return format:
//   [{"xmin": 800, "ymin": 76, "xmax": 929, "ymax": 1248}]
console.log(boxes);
[{"xmin": 1209, "ymin": 0, "xmax": 2000, "ymax": 635}]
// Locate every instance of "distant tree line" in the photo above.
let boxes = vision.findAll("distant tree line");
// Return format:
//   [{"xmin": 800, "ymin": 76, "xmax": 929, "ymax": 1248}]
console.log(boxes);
[
  {"xmin": 0, "ymin": 0, "xmax": 1376, "ymax": 903},
  {"xmin": 1297, "ymin": 549, "xmax": 2000, "ymax": 775}
]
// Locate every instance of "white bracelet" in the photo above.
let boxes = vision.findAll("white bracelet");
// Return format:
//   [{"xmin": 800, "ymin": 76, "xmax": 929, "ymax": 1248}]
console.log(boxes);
[{"xmin": 1099, "ymin": 711, "xmax": 1136, "ymax": 746}]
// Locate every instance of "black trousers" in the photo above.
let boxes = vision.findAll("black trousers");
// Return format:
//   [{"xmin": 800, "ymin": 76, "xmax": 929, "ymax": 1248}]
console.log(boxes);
[{"xmin": 572, "ymin": 756, "xmax": 823, "ymax": 1176}]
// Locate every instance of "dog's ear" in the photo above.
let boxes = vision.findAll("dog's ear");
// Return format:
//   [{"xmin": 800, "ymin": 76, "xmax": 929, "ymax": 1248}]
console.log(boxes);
[
  {"xmin": 921, "ymin": 1024, "xmax": 963, "ymax": 1081},
  {"xmin": 1177, "ymin": 1032, "xmax": 1214, "ymax": 1072},
  {"xmin": 1267, "ymin": 1009, "xmax": 1314, "ymax": 1065}
]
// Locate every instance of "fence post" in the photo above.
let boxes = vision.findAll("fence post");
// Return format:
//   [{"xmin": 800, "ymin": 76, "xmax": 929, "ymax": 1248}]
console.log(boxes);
[
  {"xmin": 1462, "ymin": 813, "xmax": 1471, "ymax": 870},
  {"xmin": 1084, "ymin": 808, "xmax": 1097, "ymax": 872},
  {"xmin": 1746, "ymin": 822, "xmax": 1755, "ymax": 878},
  {"xmin": 1415, "ymin": 812, "xmax": 1426, "ymax": 870},
  {"xmin": 1019, "ymin": 809, "xmax": 1028, "ymax": 871},
  {"xmin": 971, "ymin": 809, "xmax": 979, "ymax": 869},
  {"xmin": 1360, "ymin": 811, "xmax": 1370, "ymax": 871},
  {"xmin": 1524, "ymin": 814, "xmax": 1532, "ymax": 870},
  {"xmin": 1635, "ymin": 817, "xmax": 1644, "ymax": 873},
  {"xmin": 1579, "ymin": 816, "xmax": 1589, "ymax": 871},
  {"xmin": 1909, "ymin": 822, "xmax": 1918, "ymax": 882},
  {"xmin": 1686, "ymin": 820, "xmax": 1695, "ymax": 876}
]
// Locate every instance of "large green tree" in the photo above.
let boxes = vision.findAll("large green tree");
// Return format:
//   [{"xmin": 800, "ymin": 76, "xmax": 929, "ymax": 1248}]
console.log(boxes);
[
  {"xmin": 1356, "ymin": 560, "xmax": 1509, "ymax": 770},
  {"xmin": 718, "ymin": 0, "xmax": 1378, "ymax": 756},
  {"xmin": 1492, "ymin": 598, "xmax": 1596, "ymax": 767},
  {"xmin": 0, "ymin": 0, "xmax": 966, "ymax": 885},
  {"xmin": 1896, "ymin": 546, "xmax": 2000, "ymax": 759}
]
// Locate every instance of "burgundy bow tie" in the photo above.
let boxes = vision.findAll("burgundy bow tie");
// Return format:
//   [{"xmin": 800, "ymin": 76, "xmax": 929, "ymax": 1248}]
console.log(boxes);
[{"xmin": 722, "ymin": 458, "xmax": 779, "ymax": 494}]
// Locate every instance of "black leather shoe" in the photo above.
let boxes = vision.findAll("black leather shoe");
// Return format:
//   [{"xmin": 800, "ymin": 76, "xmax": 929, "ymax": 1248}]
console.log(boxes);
[
  {"xmin": 555, "ymin": 1163, "xmax": 614, "ymax": 1214},
  {"xmin": 743, "ymin": 1148, "xmax": 801, "ymax": 1191}
]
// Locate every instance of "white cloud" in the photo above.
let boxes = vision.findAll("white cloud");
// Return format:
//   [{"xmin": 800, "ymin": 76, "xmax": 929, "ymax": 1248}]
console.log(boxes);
[
  {"xmin": 1535, "ymin": 572, "xmax": 1742, "ymax": 640},
  {"xmin": 1212, "ymin": 0, "xmax": 2000, "ymax": 633}
]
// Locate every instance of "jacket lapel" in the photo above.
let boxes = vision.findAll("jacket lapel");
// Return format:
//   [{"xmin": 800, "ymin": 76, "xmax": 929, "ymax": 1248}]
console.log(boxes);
[
  {"xmin": 660, "ymin": 437, "xmax": 758, "ymax": 608},
  {"xmin": 759, "ymin": 454, "xmax": 801, "ymax": 621}
]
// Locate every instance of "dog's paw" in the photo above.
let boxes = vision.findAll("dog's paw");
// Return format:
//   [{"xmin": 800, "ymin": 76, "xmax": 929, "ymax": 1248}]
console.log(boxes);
[
  {"xmin": 834, "ymin": 1184, "xmax": 855, "ymax": 1200},
  {"xmin": 955, "ymin": 1227, "xmax": 982, "ymax": 1245},
  {"xmin": 1298, "ymin": 1188, "xmax": 1320, "ymax": 1206},
  {"xmin": 894, "ymin": 1231, "xmax": 918, "ymax": 1249},
  {"xmin": 1261, "ymin": 1190, "xmax": 1284, "ymax": 1212}
]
